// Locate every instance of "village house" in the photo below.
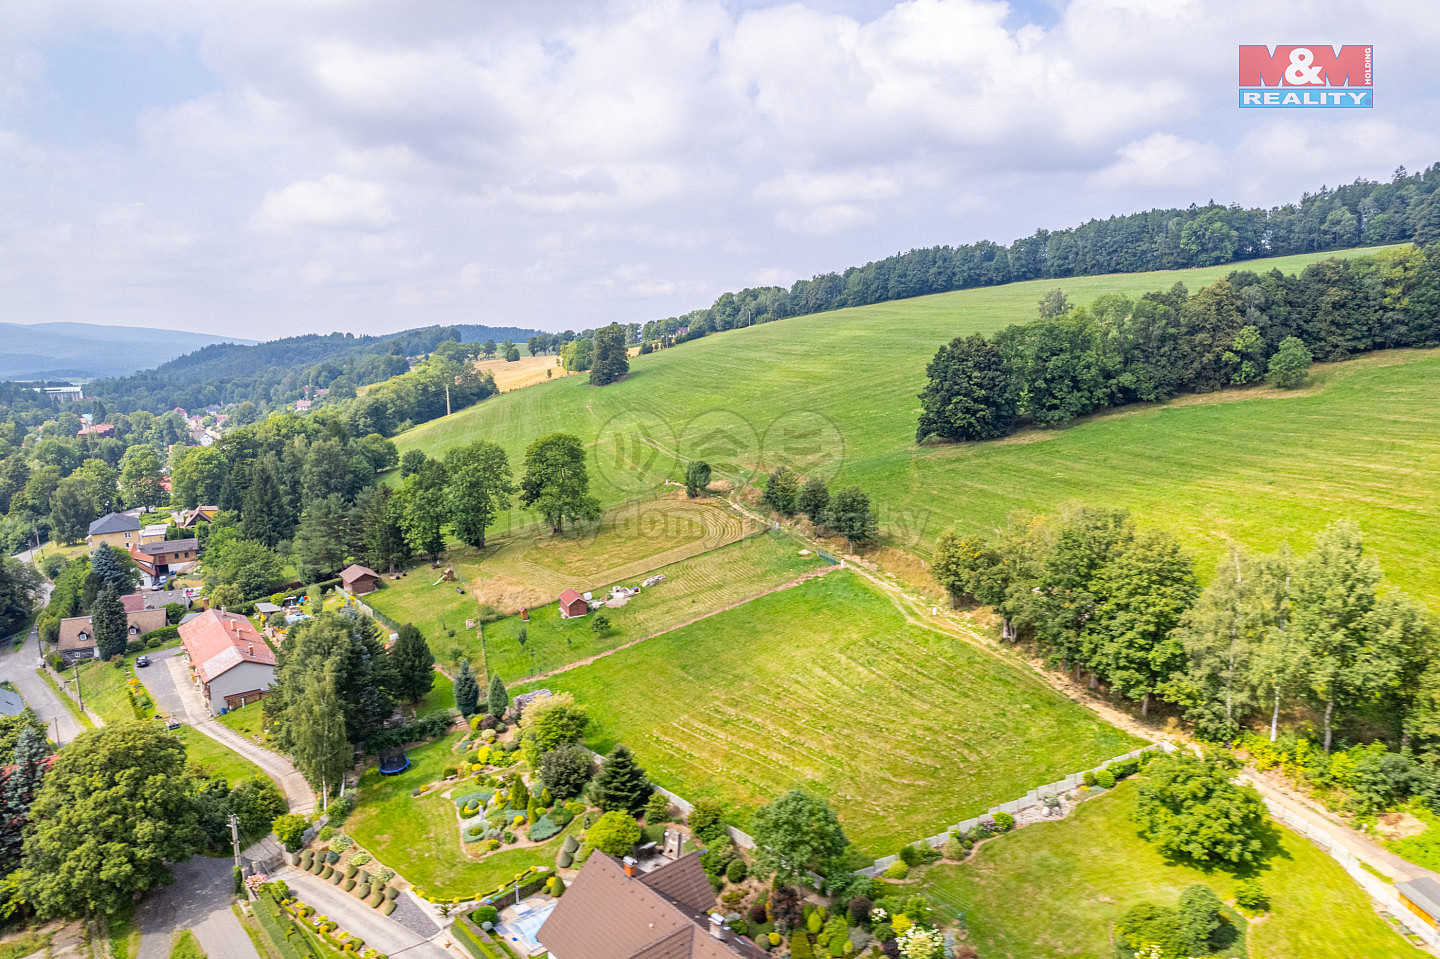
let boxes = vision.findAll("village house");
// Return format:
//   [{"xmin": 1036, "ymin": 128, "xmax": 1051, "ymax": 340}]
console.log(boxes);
[
  {"xmin": 76, "ymin": 423, "xmax": 115, "ymax": 438},
  {"xmin": 86, "ymin": 512, "xmax": 140, "ymax": 550},
  {"xmin": 179, "ymin": 609, "xmax": 277, "ymax": 713},
  {"xmin": 121, "ymin": 590, "xmax": 189, "ymax": 614},
  {"xmin": 538, "ymin": 849, "xmax": 764, "ymax": 959},
  {"xmin": 129, "ymin": 538, "xmax": 199, "ymax": 587},
  {"xmin": 558, "ymin": 588, "xmax": 588, "ymax": 619},
  {"xmin": 56, "ymin": 607, "xmax": 168, "ymax": 663},
  {"xmin": 339, "ymin": 564, "xmax": 381, "ymax": 596},
  {"xmin": 173, "ymin": 506, "xmax": 219, "ymax": 529}
]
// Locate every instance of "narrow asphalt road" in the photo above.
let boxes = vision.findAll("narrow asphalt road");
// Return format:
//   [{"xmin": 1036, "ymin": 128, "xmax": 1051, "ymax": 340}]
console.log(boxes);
[
  {"xmin": 135, "ymin": 855, "xmax": 260, "ymax": 959},
  {"xmin": 137, "ymin": 649, "xmax": 315, "ymax": 815},
  {"xmin": 275, "ymin": 868, "xmax": 456, "ymax": 959},
  {"xmin": 0, "ymin": 583, "xmax": 87, "ymax": 746}
]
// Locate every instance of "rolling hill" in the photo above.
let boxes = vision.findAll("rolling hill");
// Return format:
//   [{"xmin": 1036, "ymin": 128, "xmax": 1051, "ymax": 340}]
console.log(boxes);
[
  {"xmin": 393, "ymin": 245, "xmax": 1440, "ymax": 608},
  {"xmin": 0, "ymin": 321, "xmax": 254, "ymax": 380}
]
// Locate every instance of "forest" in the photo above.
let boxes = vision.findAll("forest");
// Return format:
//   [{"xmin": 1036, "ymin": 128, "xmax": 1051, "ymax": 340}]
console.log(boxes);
[{"xmin": 642, "ymin": 164, "xmax": 1440, "ymax": 344}]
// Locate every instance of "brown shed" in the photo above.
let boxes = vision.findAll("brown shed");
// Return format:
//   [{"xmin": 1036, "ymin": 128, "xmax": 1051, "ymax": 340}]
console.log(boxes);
[
  {"xmin": 340, "ymin": 564, "xmax": 381, "ymax": 596},
  {"xmin": 558, "ymin": 588, "xmax": 588, "ymax": 619}
]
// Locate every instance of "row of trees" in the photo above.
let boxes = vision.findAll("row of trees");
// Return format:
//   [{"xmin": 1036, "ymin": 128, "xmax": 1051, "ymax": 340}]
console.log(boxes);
[
  {"xmin": 934, "ymin": 511, "xmax": 1436, "ymax": 751},
  {"xmin": 763, "ymin": 467, "xmax": 878, "ymax": 549},
  {"xmin": 642, "ymin": 165, "xmax": 1440, "ymax": 345},
  {"xmin": 917, "ymin": 243, "xmax": 1440, "ymax": 442}
]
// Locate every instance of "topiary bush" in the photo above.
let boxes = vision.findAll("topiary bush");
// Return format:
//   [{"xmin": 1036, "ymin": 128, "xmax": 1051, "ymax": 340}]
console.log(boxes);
[
  {"xmin": 993, "ymin": 811, "xmax": 1015, "ymax": 832},
  {"xmin": 345, "ymin": 863, "xmax": 359, "ymax": 879},
  {"xmin": 331, "ymin": 870, "xmax": 344, "ymax": 885},
  {"xmin": 1096, "ymin": 768, "xmax": 1116, "ymax": 789},
  {"xmin": 344, "ymin": 878, "xmax": 356, "ymax": 892},
  {"xmin": 725, "ymin": 857, "xmax": 748, "ymax": 883},
  {"xmin": 320, "ymin": 865, "xmax": 334, "ymax": 879},
  {"xmin": 354, "ymin": 883, "xmax": 371, "ymax": 900},
  {"xmin": 386, "ymin": 887, "xmax": 399, "ymax": 900},
  {"xmin": 882, "ymin": 861, "xmax": 908, "ymax": 880},
  {"xmin": 382, "ymin": 901, "xmax": 397, "ymax": 917},
  {"xmin": 1083, "ymin": 770, "xmax": 1097, "ymax": 788}
]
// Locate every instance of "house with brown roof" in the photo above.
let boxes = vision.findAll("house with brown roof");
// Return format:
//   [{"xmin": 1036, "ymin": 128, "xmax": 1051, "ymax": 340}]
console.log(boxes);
[
  {"xmin": 538, "ymin": 850, "xmax": 763, "ymax": 959},
  {"xmin": 558, "ymin": 589, "xmax": 588, "ymax": 619},
  {"xmin": 179, "ymin": 609, "xmax": 277, "ymax": 713},
  {"xmin": 129, "ymin": 538, "xmax": 199, "ymax": 587},
  {"xmin": 339, "ymin": 564, "xmax": 381, "ymax": 596},
  {"xmin": 173, "ymin": 506, "xmax": 219, "ymax": 529},
  {"xmin": 56, "ymin": 607, "xmax": 168, "ymax": 663}
]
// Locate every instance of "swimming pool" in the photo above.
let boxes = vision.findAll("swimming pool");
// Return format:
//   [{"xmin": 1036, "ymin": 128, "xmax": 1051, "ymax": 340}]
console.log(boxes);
[{"xmin": 495, "ymin": 900, "xmax": 556, "ymax": 954}]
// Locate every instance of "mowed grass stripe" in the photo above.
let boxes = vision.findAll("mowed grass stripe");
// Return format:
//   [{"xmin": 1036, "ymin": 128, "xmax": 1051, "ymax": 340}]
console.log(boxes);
[{"xmin": 517, "ymin": 570, "xmax": 1140, "ymax": 855}]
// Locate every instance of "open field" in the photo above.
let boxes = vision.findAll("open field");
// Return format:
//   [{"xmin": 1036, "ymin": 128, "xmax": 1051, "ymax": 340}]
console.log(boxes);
[
  {"xmin": 516, "ymin": 570, "xmax": 1140, "ymax": 855},
  {"xmin": 346, "ymin": 733, "xmax": 577, "ymax": 898},
  {"xmin": 918, "ymin": 778, "xmax": 1425, "ymax": 959},
  {"xmin": 476, "ymin": 353, "xmax": 575, "ymax": 392},
  {"xmin": 391, "ymin": 246, "xmax": 1440, "ymax": 608},
  {"xmin": 370, "ymin": 527, "xmax": 825, "ymax": 681}
]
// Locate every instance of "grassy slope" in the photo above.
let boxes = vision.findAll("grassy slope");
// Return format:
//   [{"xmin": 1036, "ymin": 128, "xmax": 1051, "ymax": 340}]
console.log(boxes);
[
  {"xmin": 919, "ymin": 779, "xmax": 1425, "ymax": 959},
  {"xmin": 392, "ymin": 246, "xmax": 1440, "ymax": 607},
  {"xmin": 517, "ymin": 570, "xmax": 1139, "ymax": 855},
  {"xmin": 346, "ymin": 733, "xmax": 573, "ymax": 898}
]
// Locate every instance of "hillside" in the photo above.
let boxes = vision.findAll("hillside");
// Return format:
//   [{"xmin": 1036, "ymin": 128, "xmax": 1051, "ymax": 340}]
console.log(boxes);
[
  {"xmin": 0, "ymin": 321, "xmax": 254, "ymax": 380},
  {"xmin": 393, "ymin": 245, "xmax": 1440, "ymax": 608}
]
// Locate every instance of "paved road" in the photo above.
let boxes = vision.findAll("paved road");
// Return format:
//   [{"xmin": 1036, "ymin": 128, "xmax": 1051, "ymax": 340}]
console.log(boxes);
[
  {"xmin": 135, "ymin": 856, "xmax": 260, "ymax": 959},
  {"xmin": 276, "ymin": 868, "xmax": 455, "ymax": 959},
  {"xmin": 0, "ymin": 586, "xmax": 87, "ymax": 746},
  {"xmin": 137, "ymin": 649, "xmax": 315, "ymax": 815}
]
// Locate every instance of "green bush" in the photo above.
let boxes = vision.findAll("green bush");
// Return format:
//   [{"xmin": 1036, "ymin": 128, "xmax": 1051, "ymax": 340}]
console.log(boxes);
[
  {"xmin": 473, "ymin": 905, "xmax": 499, "ymax": 926},
  {"xmin": 789, "ymin": 930, "xmax": 814, "ymax": 959},
  {"xmin": 343, "ymin": 879, "xmax": 356, "ymax": 892},
  {"xmin": 1113, "ymin": 757, "xmax": 1141, "ymax": 779},
  {"xmin": 355, "ymin": 883, "xmax": 371, "ymax": 900},
  {"xmin": 1095, "ymin": 768, "xmax": 1116, "ymax": 789},
  {"xmin": 557, "ymin": 852, "xmax": 574, "ymax": 869},
  {"xmin": 562, "ymin": 834, "xmax": 580, "ymax": 854},
  {"xmin": 463, "ymin": 824, "xmax": 488, "ymax": 844},
  {"xmin": 345, "ymin": 863, "xmax": 359, "ymax": 879},
  {"xmin": 993, "ymin": 811, "xmax": 1015, "ymax": 832},
  {"xmin": 386, "ymin": 887, "xmax": 399, "ymax": 900},
  {"xmin": 382, "ymin": 901, "xmax": 396, "ymax": 916},
  {"xmin": 320, "ymin": 865, "xmax": 334, "ymax": 879},
  {"xmin": 330, "ymin": 870, "xmax": 344, "ymax": 885},
  {"xmin": 1083, "ymin": 770, "xmax": 1096, "ymax": 788},
  {"xmin": 1235, "ymin": 877, "xmax": 1269, "ymax": 911},
  {"xmin": 725, "ymin": 857, "xmax": 748, "ymax": 883},
  {"xmin": 275, "ymin": 814, "xmax": 310, "ymax": 852},
  {"xmin": 528, "ymin": 815, "xmax": 563, "ymax": 842},
  {"xmin": 882, "ymin": 861, "xmax": 908, "ymax": 880}
]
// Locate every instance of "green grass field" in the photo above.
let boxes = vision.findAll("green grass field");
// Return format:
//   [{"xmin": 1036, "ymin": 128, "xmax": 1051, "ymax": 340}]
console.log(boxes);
[
  {"xmin": 74, "ymin": 659, "xmax": 140, "ymax": 725},
  {"xmin": 391, "ymin": 245, "xmax": 1440, "ymax": 609},
  {"xmin": 175, "ymin": 725, "xmax": 267, "ymax": 787},
  {"xmin": 217, "ymin": 701, "xmax": 264, "ymax": 740},
  {"xmin": 346, "ymin": 733, "xmax": 574, "ymax": 898},
  {"xmin": 516, "ymin": 570, "xmax": 1140, "ymax": 855},
  {"xmin": 918, "ymin": 779, "xmax": 1425, "ymax": 959}
]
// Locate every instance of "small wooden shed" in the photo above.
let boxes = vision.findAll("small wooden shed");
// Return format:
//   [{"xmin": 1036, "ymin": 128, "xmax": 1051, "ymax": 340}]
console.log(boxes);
[
  {"xmin": 558, "ymin": 588, "xmax": 588, "ymax": 619},
  {"xmin": 340, "ymin": 564, "xmax": 381, "ymax": 596}
]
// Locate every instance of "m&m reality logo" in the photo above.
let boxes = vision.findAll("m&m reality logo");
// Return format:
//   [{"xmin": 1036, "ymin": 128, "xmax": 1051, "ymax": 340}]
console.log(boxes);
[{"xmin": 1238, "ymin": 45, "xmax": 1372, "ymax": 109}]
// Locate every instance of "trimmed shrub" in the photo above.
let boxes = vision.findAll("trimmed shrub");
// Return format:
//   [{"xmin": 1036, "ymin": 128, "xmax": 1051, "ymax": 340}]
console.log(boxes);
[
  {"xmin": 1095, "ymin": 768, "xmax": 1116, "ymax": 789},
  {"xmin": 331, "ymin": 870, "xmax": 344, "ymax": 885},
  {"xmin": 345, "ymin": 863, "xmax": 359, "ymax": 879},
  {"xmin": 789, "ymin": 930, "xmax": 814, "ymax": 959},
  {"xmin": 462, "ymin": 824, "xmax": 488, "ymax": 844},
  {"xmin": 386, "ymin": 886, "xmax": 399, "ymax": 900},
  {"xmin": 382, "ymin": 901, "xmax": 396, "ymax": 917},
  {"xmin": 725, "ymin": 858, "xmax": 748, "ymax": 883},
  {"xmin": 291, "ymin": 852, "xmax": 304, "ymax": 866},
  {"xmin": 882, "ymin": 861, "xmax": 908, "ymax": 880},
  {"xmin": 562, "ymin": 834, "xmax": 580, "ymax": 854},
  {"xmin": 993, "ymin": 811, "xmax": 1015, "ymax": 832},
  {"xmin": 1113, "ymin": 757, "xmax": 1141, "ymax": 779},
  {"xmin": 1083, "ymin": 770, "xmax": 1097, "ymax": 788},
  {"xmin": 528, "ymin": 815, "xmax": 562, "ymax": 842},
  {"xmin": 848, "ymin": 896, "xmax": 873, "ymax": 927},
  {"xmin": 320, "ymin": 865, "xmax": 334, "ymax": 879},
  {"xmin": 750, "ymin": 900, "xmax": 769, "ymax": 925},
  {"xmin": 355, "ymin": 883, "xmax": 371, "ymax": 900},
  {"xmin": 325, "ymin": 850, "xmax": 340, "ymax": 864},
  {"xmin": 357, "ymin": 870, "xmax": 371, "ymax": 886},
  {"xmin": 344, "ymin": 878, "xmax": 356, "ymax": 892},
  {"xmin": 557, "ymin": 851, "xmax": 574, "ymax": 869}
]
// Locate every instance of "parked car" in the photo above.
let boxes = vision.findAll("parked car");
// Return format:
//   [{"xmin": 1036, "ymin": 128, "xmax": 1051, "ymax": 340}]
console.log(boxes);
[{"xmin": 135, "ymin": 655, "xmax": 150, "ymax": 668}]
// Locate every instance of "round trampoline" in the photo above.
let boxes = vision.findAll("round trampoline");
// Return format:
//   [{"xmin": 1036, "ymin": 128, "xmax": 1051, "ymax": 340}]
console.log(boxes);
[{"xmin": 378, "ymin": 747, "xmax": 410, "ymax": 775}]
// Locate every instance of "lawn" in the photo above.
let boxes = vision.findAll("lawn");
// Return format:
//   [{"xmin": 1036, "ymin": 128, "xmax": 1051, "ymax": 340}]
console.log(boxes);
[
  {"xmin": 917, "ymin": 779, "xmax": 1426, "ymax": 959},
  {"xmin": 217, "ymin": 701, "xmax": 265, "ymax": 740},
  {"xmin": 177, "ymin": 725, "xmax": 267, "ymax": 786},
  {"xmin": 167, "ymin": 930, "xmax": 206, "ymax": 959},
  {"xmin": 73, "ymin": 658, "xmax": 140, "ymax": 725},
  {"xmin": 345, "ymin": 734, "xmax": 575, "ymax": 898},
  {"xmin": 392, "ymin": 246, "xmax": 1440, "ymax": 610},
  {"xmin": 416, "ymin": 670, "xmax": 456, "ymax": 719},
  {"xmin": 516, "ymin": 570, "xmax": 1140, "ymax": 855}
]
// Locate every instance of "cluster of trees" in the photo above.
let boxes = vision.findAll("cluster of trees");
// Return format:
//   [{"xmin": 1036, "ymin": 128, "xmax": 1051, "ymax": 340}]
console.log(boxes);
[
  {"xmin": 0, "ymin": 556, "xmax": 41, "ymax": 639},
  {"xmin": 917, "ymin": 243, "xmax": 1440, "ymax": 442},
  {"xmin": 934, "ymin": 510, "xmax": 1437, "ymax": 754},
  {"xmin": 763, "ymin": 468, "xmax": 878, "ymax": 550},
  {"xmin": 346, "ymin": 349, "xmax": 497, "ymax": 438},
  {"xmin": 641, "ymin": 165, "xmax": 1440, "ymax": 346},
  {"xmin": 263, "ymin": 612, "xmax": 437, "ymax": 802},
  {"xmin": 85, "ymin": 324, "xmax": 537, "ymax": 418},
  {"xmin": 34, "ymin": 546, "xmax": 138, "ymax": 648}
]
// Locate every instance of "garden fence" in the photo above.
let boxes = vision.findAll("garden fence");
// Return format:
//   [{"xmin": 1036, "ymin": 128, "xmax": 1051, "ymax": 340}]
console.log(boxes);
[
  {"xmin": 336, "ymin": 587, "xmax": 402, "ymax": 635},
  {"xmin": 852, "ymin": 742, "xmax": 1175, "ymax": 879},
  {"xmin": 1259, "ymin": 797, "xmax": 1439, "ymax": 948}
]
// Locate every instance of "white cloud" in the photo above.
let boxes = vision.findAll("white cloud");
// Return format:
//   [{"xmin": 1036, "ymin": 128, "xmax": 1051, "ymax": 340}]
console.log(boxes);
[
  {"xmin": 1090, "ymin": 133, "xmax": 1223, "ymax": 190},
  {"xmin": 255, "ymin": 174, "xmax": 395, "ymax": 231}
]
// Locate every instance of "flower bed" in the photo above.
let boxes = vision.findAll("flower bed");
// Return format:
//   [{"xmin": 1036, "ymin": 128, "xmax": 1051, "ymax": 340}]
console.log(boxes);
[{"xmin": 411, "ymin": 865, "xmax": 551, "ymax": 906}]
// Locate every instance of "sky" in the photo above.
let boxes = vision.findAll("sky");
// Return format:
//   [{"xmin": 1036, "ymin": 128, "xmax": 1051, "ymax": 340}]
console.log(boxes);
[{"xmin": 0, "ymin": 0, "xmax": 1437, "ymax": 340}]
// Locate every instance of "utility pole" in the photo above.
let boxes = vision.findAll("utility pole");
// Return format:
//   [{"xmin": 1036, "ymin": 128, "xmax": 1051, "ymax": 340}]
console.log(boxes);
[
  {"xmin": 445, "ymin": 384, "xmax": 452, "ymax": 417},
  {"xmin": 228, "ymin": 812, "xmax": 241, "ymax": 871},
  {"xmin": 73, "ymin": 659, "xmax": 84, "ymax": 713}
]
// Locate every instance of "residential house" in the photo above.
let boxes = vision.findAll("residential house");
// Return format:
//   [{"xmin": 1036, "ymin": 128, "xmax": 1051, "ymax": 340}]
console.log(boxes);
[
  {"xmin": 121, "ymin": 589, "xmax": 190, "ymax": 614},
  {"xmin": 339, "ymin": 564, "xmax": 381, "ymax": 596},
  {"xmin": 87, "ymin": 512, "xmax": 140, "ymax": 551},
  {"xmin": 294, "ymin": 399, "xmax": 312, "ymax": 412},
  {"xmin": 538, "ymin": 850, "xmax": 763, "ymax": 959},
  {"xmin": 558, "ymin": 589, "xmax": 588, "ymax": 619},
  {"xmin": 179, "ymin": 609, "xmax": 278, "ymax": 713},
  {"xmin": 140, "ymin": 523, "xmax": 169, "ymax": 544},
  {"xmin": 56, "ymin": 607, "xmax": 168, "ymax": 663},
  {"xmin": 174, "ymin": 506, "xmax": 219, "ymax": 529},
  {"xmin": 129, "ymin": 538, "xmax": 199, "ymax": 587},
  {"xmin": 77, "ymin": 423, "xmax": 115, "ymax": 438},
  {"xmin": 0, "ymin": 688, "xmax": 24, "ymax": 716}
]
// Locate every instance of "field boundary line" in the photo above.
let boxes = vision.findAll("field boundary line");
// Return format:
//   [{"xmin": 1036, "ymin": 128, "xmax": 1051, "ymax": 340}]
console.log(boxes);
[{"xmin": 507, "ymin": 562, "xmax": 840, "ymax": 688}]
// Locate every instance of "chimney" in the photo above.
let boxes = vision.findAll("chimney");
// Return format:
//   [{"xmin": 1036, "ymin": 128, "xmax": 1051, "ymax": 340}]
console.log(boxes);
[
  {"xmin": 622, "ymin": 856, "xmax": 637, "ymax": 878},
  {"xmin": 708, "ymin": 913, "xmax": 728, "ymax": 941},
  {"xmin": 247, "ymin": 643, "xmax": 254, "ymax": 656}
]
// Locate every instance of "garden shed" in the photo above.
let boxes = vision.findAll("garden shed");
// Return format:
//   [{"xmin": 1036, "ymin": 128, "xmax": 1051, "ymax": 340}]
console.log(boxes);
[
  {"xmin": 340, "ymin": 564, "xmax": 381, "ymax": 596},
  {"xmin": 558, "ymin": 589, "xmax": 588, "ymax": 619}
]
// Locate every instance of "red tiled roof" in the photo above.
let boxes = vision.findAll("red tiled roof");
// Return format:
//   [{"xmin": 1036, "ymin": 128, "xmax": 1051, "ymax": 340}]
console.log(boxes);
[
  {"xmin": 179, "ymin": 610, "xmax": 276, "ymax": 685},
  {"xmin": 559, "ymin": 589, "xmax": 583, "ymax": 605}
]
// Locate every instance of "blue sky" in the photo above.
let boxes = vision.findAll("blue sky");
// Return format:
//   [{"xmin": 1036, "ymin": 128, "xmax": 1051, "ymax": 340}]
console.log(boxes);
[{"xmin": 0, "ymin": 0, "xmax": 1436, "ymax": 339}]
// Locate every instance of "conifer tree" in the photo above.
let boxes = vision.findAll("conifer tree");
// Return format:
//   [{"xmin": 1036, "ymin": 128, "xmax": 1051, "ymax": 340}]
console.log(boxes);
[
  {"xmin": 91, "ymin": 586, "xmax": 128, "ymax": 661},
  {"xmin": 0, "ymin": 727, "xmax": 50, "ymax": 872},
  {"xmin": 388, "ymin": 623, "xmax": 435, "ymax": 703},
  {"xmin": 453, "ymin": 660, "xmax": 480, "ymax": 717},
  {"xmin": 487, "ymin": 672, "xmax": 509, "ymax": 718},
  {"xmin": 591, "ymin": 744, "xmax": 653, "ymax": 815},
  {"xmin": 241, "ymin": 454, "xmax": 290, "ymax": 548}
]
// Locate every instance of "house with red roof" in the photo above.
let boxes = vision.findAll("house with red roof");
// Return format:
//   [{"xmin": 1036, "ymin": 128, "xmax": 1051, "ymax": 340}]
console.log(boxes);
[
  {"xmin": 558, "ymin": 589, "xmax": 588, "ymax": 619},
  {"xmin": 179, "ymin": 609, "xmax": 277, "ymax": 713}
]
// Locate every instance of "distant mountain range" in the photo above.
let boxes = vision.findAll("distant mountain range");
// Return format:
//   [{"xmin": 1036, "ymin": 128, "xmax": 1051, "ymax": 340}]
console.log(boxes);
[{"xmin": 0, "ymin": 322, "xmax": 256, "ymax": 381}]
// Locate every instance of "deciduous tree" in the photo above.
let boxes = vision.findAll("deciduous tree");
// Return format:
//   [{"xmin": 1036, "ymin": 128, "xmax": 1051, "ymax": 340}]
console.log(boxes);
[
  {"xmin": 589, "ymin": 323, "xmax": 630, "ymax": 386},
  {"xmin": 518, "ymin": 434, "xmax": 601, "ymax": 534},
  {"xmin": 445, "ymin": 441, "xmax": 515, "ymax": 550},
  {"xmin": 750, "ymin": 789, "xmax": 848, "ymax": 885},
  {"xmin": 1133, "ymin": 752, "xmax": 1269, "ymax": 867}
]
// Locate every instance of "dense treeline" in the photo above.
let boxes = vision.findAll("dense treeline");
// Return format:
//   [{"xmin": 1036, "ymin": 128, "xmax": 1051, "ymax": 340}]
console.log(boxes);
[
  {"xmin": 642, "ymin": 164, "xmax": 1440, "ymax": 344},
  {"xmin": 935, "ymin": 512, "xmax": 1437, "ymax": 753},
  {"xmin": 87, "ymin": 323, "xmax": 536, "ymax": 416},
  {"xmin": 916, "ymin": 243, "xmax": 1440, "ymax": 442}
]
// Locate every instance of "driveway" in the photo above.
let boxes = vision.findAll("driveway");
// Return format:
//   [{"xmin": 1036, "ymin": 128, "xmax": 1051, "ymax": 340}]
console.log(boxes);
[
  {"xmin": 0, "ymin": 613, "xmax": 86, "ymax": 747},
  {"xmin": 134, "ymin": 650, "xmax": 315, "ymax": 815},
  {"xmin": 275, "ymin": 868, "xmax": 453, "ymax": 959},
  {"xmin": 135, "ymin": 855, "xmax": 260, "ymax": 959}
]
